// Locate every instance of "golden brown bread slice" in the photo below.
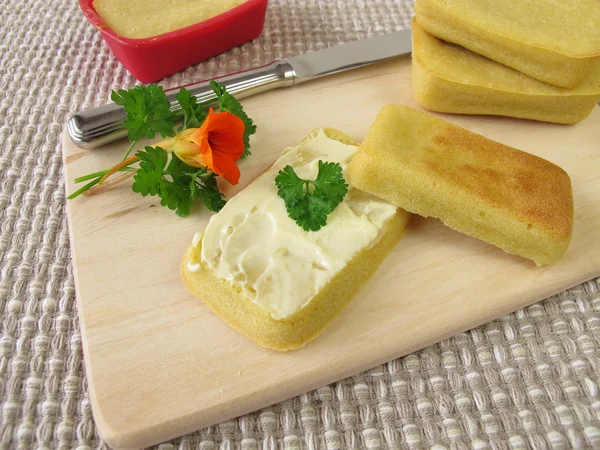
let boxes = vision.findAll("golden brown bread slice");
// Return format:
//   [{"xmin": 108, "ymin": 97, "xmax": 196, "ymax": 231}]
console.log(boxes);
[
  {"xmin": 411, "ymin": 19, "xmax": 600, "ymax": 125},
  {"xmin": 181, "ymin": 128, "xmax": 411, "ymax": 351},
  {"xmin": 414, "ymin": 0, "xmax": 600, "ymax": 88},
  {"xmin": 347, "ymin": 105, "xmax": 574, "ymax": 266}
]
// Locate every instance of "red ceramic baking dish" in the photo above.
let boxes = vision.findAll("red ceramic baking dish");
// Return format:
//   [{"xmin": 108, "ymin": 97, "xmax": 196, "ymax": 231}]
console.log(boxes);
[{"xmin": 78, "ymin": 0, "xmax": 269, "ymax": 83}]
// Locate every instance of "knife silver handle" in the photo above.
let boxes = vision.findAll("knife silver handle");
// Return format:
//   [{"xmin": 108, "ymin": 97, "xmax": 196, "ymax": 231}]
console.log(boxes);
[{"xmin": 67, "ymin": 60, "xmax": 297, "ymax": 149}]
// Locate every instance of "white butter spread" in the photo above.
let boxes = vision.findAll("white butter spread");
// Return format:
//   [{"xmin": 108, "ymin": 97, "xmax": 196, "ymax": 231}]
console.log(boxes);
[{"xmin": 190, "ymin": 129, "xmax": 397, "ymax": 320}]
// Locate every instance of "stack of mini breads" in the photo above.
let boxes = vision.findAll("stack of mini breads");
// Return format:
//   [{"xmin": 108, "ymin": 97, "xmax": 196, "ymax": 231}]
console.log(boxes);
[{"xmin": 411, "ymin": 0, "xmax": 600, "ymax": 124}]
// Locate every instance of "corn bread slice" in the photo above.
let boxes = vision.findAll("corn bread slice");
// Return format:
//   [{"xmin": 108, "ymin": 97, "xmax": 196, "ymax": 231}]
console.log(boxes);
[
  {"xmin": 411, "ymin": 19, "xmax": 600, "ymax": 125},
  {"xmin": 181, "ymin": 129, "xmax": 411, "ymax": 351},
  {"xmin": 414, "ymin": 0, "xmax": 600, "ymax": 88},
  {"xmin": 347, "ymin": 105, "xmax": 573, "ymax": 266},
  {"xmin": 93, "ymin": 0, "xmax": 249, "ymax": 39}
]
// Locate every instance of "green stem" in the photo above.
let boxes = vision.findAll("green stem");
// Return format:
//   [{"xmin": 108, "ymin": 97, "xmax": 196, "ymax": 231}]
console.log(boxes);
[
  {"xmin": 69, "ymin": 158, "xmax": 140, "ymax": 199},
  {"xmin": 74, "ymin": 166, "xmax": 136, "ymax": 183},
  {"xmin": 67, "ymin": 176, "xmax": 102, "ymax": 200},
  {"xmin": 74, "ymin": 170, "xmax": 108, "ymax": 183},
  {"xmin": 122, "ymin": 140, "xmax": 137, "ymax": 161}
]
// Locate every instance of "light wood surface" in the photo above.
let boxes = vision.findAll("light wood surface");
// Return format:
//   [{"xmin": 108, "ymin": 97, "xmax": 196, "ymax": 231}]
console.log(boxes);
[{"xmin": 62, "ymin": 57, "xmax": 600, "ymax": 450}]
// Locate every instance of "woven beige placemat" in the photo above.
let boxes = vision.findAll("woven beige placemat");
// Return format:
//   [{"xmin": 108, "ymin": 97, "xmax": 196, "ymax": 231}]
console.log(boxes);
[{"xmin": 1, "ymin": 0, "xmax": 600, "ymax": 448}]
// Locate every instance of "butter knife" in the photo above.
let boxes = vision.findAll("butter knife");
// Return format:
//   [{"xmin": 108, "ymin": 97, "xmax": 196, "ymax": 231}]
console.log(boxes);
[{"xmin": 67, "ymin": 29, "xmax": 412, "ymax": 149}]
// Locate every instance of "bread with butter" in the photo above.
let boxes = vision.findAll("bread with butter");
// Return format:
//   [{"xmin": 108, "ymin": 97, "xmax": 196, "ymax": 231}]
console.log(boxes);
[
  {"xmin": 411, "ymin": 19, "xmax": 600, "ymax": 125},
  {"xmin": 181, "ymin": 128, "xmax": 411, "ymax": 351},
  {"xmin": 414, "ymin": 0, "xmax": 600, "ymax": 88},
  {"xmin": 347, "ymin": 105, "xmax": 573, "ymax": 266}
]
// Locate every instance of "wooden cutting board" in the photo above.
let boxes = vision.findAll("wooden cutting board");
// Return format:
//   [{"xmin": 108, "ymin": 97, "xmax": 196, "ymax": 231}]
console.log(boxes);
[{"xmin": 63, "ymin": 57, "xmax": 600, "ymax": 450}]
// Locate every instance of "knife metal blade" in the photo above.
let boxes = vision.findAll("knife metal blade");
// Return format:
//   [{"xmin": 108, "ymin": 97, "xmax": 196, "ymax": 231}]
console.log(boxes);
[{"xmin": 67, "ymin": 28, "xmax": 412, "ymax": 149}]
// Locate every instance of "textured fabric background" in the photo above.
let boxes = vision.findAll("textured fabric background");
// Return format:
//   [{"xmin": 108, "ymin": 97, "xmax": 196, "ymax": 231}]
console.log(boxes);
[{"xmin": 1, "ymin": 0, "xmax": 600, "ymax": 448}]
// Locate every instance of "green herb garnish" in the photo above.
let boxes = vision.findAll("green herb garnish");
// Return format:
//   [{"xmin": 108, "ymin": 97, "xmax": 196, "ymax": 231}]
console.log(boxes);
[
  {"xmin": 131, "ymin": 146, "xmax": 226, "ymax": 216},
  {"xmin": 275, "ymin": 161, "xmax": 349, "ymax": 231},
  {"xmin": 68, "ymin": 81, "xmax": 255, "ymax": 216},
  {"xmin": 112, "ymin": 84, "xmax": 177, "ymax": 142}
]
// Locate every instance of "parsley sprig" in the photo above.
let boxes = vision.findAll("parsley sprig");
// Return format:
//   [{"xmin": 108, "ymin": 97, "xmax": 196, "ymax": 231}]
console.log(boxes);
[
  {"xmin": 132, "ymin": 146, "xmax": 226, "ymax": 216},
  {"xmin": 68, "ymin": 82, "xmax": 255, "ymax": 216},
  {"xmin": 275, "ymin": 161, "xmax": 349, "ymax": 231},
  {"xmin": 176, "ymin": 88, "xmax": 206, "ymax": 131},
  {"xmin": 112, "ymin": 84, "xmax": 177, "ymax": 142}
]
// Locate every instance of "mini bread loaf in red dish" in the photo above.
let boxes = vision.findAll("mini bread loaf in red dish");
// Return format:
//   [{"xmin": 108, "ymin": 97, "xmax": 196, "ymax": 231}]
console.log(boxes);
[{"xmin": 78, "ymin": 0, "xmax": 269, "ymax": 83}]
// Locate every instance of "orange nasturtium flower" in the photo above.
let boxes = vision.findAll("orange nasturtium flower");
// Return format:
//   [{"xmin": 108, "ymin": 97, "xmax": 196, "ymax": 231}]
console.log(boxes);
[
  {"xmin": 99, "ymin": 108, "xmax": 246, "ymax": 186},
  {"xmin": 163, "ymin": 108, "xmax": 246, "ymax": 184}
]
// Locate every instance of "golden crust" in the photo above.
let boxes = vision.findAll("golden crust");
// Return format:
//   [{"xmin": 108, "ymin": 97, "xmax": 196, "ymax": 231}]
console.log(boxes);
[
  {"xmin": 411, "ymin": 19, "xmax": 600, "ymax": 124},
  {"xmin": 347, "ymin": 105, "xmax": 574, "ymax": 266},
  {"xmin": 181, "ymin": 129, "xmax": 411, "ymax": 351},
  {"xmin": 414, "ymin": 0, "xmax": 600, "ymax": 88}
]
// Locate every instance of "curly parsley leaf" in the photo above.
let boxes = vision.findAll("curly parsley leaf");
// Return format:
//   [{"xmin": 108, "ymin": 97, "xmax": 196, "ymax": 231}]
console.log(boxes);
[
  {"xmin": 275, "ymin": 161, "xmax": 349, "ymax": 231},
  {"xmin": 210, "ymin": 80, "xmax": 256, "ymax": 158},
  {"xmin": 190, "ymin": 171, "xmax": 227, "ymax": 212},
  {"xmin": 111, "ymin": 85, "xmax": 176, "ymax": 141},
  {"xmin": 132, "ymin": 146, "xmax": 226, "ymax": 216},
  {"xmin": 176, "ymin": 88, "xmax": 206, "ymax": 131},
  {"xmin": 131, "ymin": 146, "xmax": 168, "ymax": 197}
]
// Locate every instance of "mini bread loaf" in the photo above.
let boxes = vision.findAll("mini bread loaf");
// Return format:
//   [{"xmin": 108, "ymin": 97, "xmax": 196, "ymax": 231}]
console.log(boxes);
[
  {"xmin": 347, "ymin": 105, "xmax": 574, "ymax": 266},
  {"xmin": 411, "ymin": 19, "xmax": 600, "ymax": 125},
  {"xmin": 414, "ymin": 0, "xmax": 600, "ymax": 88},
  {"xmin": 93, "ymin": 0, "xmax": 249, "ymax": 39},
  {"xmin": 181, "ymin": 128, "xmax": 411, "ymax": 351}
]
